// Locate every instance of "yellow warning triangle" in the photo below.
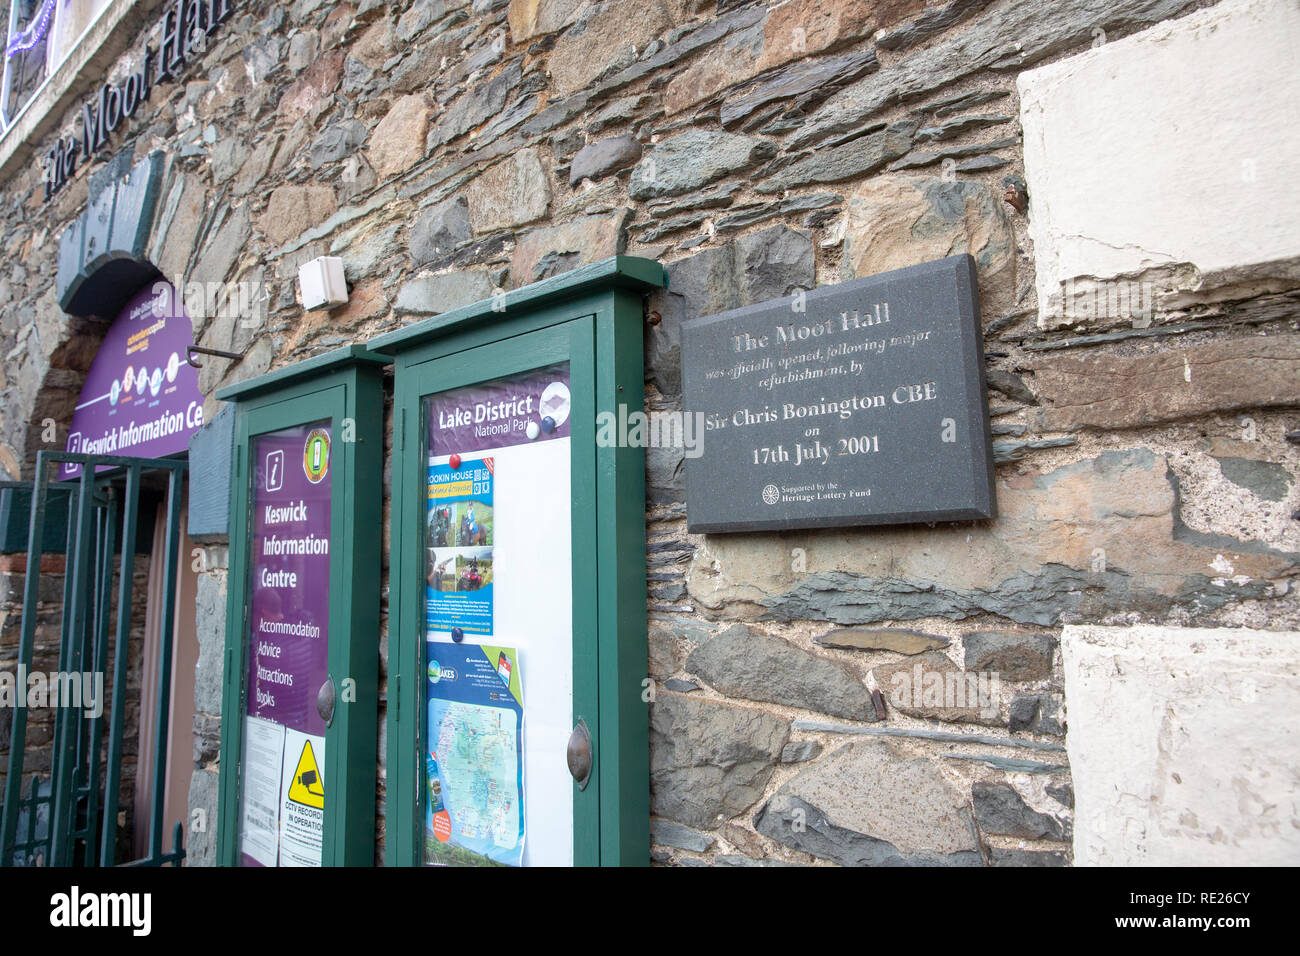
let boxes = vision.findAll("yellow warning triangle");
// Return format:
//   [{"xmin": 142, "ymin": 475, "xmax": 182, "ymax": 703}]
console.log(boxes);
[{"xmin": 288, "ymin": 739, "xmax": 325, "ymax": 809}]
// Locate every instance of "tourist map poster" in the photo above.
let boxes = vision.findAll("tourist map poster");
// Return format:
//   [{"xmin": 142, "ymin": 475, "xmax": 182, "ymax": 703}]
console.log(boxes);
[{"xmin": 424, "ymin": 643, "xmax": 525, "ymax": 867}]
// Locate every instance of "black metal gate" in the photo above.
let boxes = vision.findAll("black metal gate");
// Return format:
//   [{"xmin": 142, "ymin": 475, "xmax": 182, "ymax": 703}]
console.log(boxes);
[{"xmin": 1, "ymin": 451, "xmax": 187, "ymax": 866}]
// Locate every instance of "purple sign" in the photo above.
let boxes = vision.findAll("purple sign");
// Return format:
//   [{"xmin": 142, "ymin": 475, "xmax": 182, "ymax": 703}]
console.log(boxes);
[
  {"xmin": 239, "ymin": 421, "xmax": 333, "ymax": 867},
  {"xmin": 427, "ymin": 363, "xmax": 571, "ymax": 456},
  {"xmin": 245, "ymin": 422, "xmax": 333, "ymax": 737},
  {"xmin": 60, "ymin": 282, "xmax": 204, "ymax": 478}
]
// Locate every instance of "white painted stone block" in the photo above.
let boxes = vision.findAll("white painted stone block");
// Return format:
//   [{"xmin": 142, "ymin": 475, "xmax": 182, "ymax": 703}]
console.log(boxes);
[
  {"xmin": 1062, "ymin": 624, "xmax": 1300, "ymax": 866},
  {"xmin": 1019, "ymin": 0, "xmax": 1300, "ymax": 328}
]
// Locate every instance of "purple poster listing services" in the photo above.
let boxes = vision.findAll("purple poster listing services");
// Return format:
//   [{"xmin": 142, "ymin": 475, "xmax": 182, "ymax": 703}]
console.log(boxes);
[
  {"xmin": 60, "ymin": 282, "xmax": 204, "ymax": 478},
  {"xmin": 245, "ymin": 423, "xmax": 333, "ymax": 738},
  {"xmin": 427, "ymin": 363, "xmax": 571, "ymax": 456}
]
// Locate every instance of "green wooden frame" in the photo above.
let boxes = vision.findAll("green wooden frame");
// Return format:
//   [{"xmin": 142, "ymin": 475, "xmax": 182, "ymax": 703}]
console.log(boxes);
[
  {"xmin": 370, "ymin": 256, "xmax": 665, "ymax": 867},
  {"xmin": 214, "ymin": 345, "xmax": 390, "ymax": 867}
]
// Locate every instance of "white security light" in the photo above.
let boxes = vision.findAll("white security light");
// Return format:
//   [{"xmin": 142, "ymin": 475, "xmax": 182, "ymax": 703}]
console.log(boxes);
[{"xmin": 298, "ymin": 256, "xmax": 348, "ymax": 311}]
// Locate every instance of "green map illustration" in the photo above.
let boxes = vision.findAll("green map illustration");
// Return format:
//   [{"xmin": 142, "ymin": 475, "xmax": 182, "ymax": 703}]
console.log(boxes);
[{"xmin": 436, "ymin": 701, "xmax": 520, "ymax": 850}]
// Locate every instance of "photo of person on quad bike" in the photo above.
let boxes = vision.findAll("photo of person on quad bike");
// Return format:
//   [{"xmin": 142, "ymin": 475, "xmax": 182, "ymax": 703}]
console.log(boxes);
[
  {"xmin": 459, "ymin": 556, "xmax": 484, "ymax": 591},
  {"xmin": 452, "ymin": 550, "xmax": 492, "ymax": 592}
]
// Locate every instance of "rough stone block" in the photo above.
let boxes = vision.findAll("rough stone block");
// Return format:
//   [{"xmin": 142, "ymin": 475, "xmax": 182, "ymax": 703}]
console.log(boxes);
[
  {"xmin": 963, "ymin": 630, "xmax": 1057, "ymax": 681},
  {"xmin": 277, "ymin": 50, "xmax": 345, "ymax": 122},
  {"xmin": 814, "ymin": 627, "xmax": 949, "ymax": 655},
  {"xmin": 1020, "ymin": 0, "xmax": 1300, "ymax": 327},
  {"xmin": 1007, "ymin": 693, "xmax": 1064, "ymax": 736},
  {"xmin": 261, "ymin": 186, "xmax": 336, "ymax": 247},
  {"xmin": 547, "ymin": 0, "xmax": 680, "ymax": 95},
  {"xmin": 193, "ymin": 572, "xmax": 227, "ymax": 716},
  {"xmin": 629, "ymin": 130, "xmax": 777, "ymax": 201},
  {"xmin": 568, "ymin": 135, "xmax": 642, "ymax": 187},
  {"xmin": 650, "ymin": 692, "xmax": 789, "ymax": 829},
  {"xmin": 1215, "ymin": 457, "xmax": 1292, "ymax": 503},
  {"xmin": 841, "ymin": 174, "xmax": 1016, "ymax": 319},
  {"xmin": 510, "ymin": 209, "xmax": 629, "ymax": 286},
  {"xmin": 687, "ymin": 624, "xmax": 876, "ymax": 721},
  {"xmin": 428, "ymin": 62, "xmax": 521, "ymax": 150},
  {"xmin": 507, "ymin": 0, "xmax": 587, "ymax": 42},
  {"xmin": 755, "ymin": 741, "xmax": 983, "ymax": 865},
  {"xmin": 872, "ymin": 652, "xmax": 1001, "ymax": 726},
  {"xmin": 972, "ymin": 781, "xmax": 1069, "ymax": 840},
  {"xmin": 757, "ymin": 119, "xmax": 913, "ymax": 191},
  {"xmin": 646, "ymin": 224, "xmax": 814, "ymax": 396},
  {"xmin": 368, "ymin": 94, "xmax": 430, "ymax": 178},
  {"xmin": 1032, "ymin": 335, "xmax": 1300, "ymax": 432},
  {"xmin": 789, "ymin": 0, "xmax": 1196, "ymax": 152},
  {"xmin": 1062, "ymin": 624, "xmax": 1300, "ymax": 865},
  {"xmin": 650, "ymin": 819, "xmax": 715, "ymax": 853},
  {"xmin": 409, "ymin": 197, "xmax": 473, "ymax": 266},
  {"xmin": 466, "ymin": 148, "xmax": 550, "ymax": 233},
  {"xmin": 310, "ymin": 120, "xmax": 368, "ymax": 170},
  {"xmin": 185, "ymin": 768, "xmax": 219, "ymax": 866},
  {"xmin": 394, "ymin": 270, "xmax": 494, "ymax": 315}
]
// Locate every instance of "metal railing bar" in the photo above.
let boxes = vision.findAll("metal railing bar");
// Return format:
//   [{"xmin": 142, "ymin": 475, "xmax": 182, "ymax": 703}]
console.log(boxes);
[
  {"xmin": 48, "ymin": 453, "xmax": 98, "ymax": 866},
  {"xmin": 21, "ymin": 776, "xmax": 42, "ymax": 866},
  {"xmin": 68, "ymin": 503, "xmax": 105, "ymax": 862},
  {"xmin": 99, "ymin": 463, "xmax": 139, "ymax": 867},
  {"xmin": 68, "ymin": 510, "xmax": 101, "ymax": 862},
  {"xmin": 119, "ymin": 821, "xmax": 186, "ymax": 868},
  {"xmin": 80, "ymin": 491, "xmax": 117, "ymax": 866},
  {"xmin": 0, "ymin": 456, "xmax": 60, "ymax": 861},
  {"xmin": 40, "ymin": 452, "xmax": 189, "ymax": 472}
]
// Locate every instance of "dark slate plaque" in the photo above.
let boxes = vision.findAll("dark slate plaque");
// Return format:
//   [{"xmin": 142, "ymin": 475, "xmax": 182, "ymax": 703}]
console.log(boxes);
[{"xmin": 682, "ymin": 254, "xmax": 996, "ymax": 533}]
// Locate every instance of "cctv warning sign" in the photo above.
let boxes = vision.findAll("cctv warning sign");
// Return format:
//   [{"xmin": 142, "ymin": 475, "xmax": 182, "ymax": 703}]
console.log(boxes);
[
  {"xmin": 237, "ymin": 721, "xmax": 326, "ymax": 866},
  {"xmin": 288, "ymin": 739, "xmax": 325, "ymax": 810},
  {"xmin": 278, "ymin": 729, "xmax": 325, "ymax": 867}
]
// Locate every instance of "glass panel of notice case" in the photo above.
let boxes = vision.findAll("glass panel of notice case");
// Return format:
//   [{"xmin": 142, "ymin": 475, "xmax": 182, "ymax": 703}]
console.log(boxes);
[
  {"xmin": 216, "ymin": 344, "xmax": 386, "ymax": 869},
  {"xmin": 421, "ymin": 363, "xmax": 573, "ymax": 867},
  {"xmin": 239, "ymin": 420, "xmax": 333, "ymax": 867}
]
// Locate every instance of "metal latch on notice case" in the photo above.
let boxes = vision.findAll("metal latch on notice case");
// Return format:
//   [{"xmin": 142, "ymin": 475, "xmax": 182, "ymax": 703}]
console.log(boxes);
[
  {"xmin": 567, "ymin": 720, "xmax": 592, "ymax": 790},
  {"xmin": 317, "ymin": 677, "xmax": 336, "ymax": 728}
]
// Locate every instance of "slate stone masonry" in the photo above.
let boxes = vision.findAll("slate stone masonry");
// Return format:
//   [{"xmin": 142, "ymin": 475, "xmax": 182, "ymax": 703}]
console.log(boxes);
[{"xmin": 0, "ymin": 0, "xmax": 1295, "ymax": 868}]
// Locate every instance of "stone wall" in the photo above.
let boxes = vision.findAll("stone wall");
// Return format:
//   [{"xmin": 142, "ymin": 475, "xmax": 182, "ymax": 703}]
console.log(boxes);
[
  {"xmin": 0, "ymin": 0, "xmax": 1295, "ymax": 866},
  {"xmin": 0, "ymin": 557, "xmax": 69, "ymax": 789}
]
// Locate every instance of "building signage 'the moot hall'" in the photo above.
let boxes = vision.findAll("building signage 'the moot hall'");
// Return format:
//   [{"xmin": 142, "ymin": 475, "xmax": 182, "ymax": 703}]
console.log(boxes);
[{"xmin": 40, "ymin": 0, "xmax": 240, "ymax": 201}]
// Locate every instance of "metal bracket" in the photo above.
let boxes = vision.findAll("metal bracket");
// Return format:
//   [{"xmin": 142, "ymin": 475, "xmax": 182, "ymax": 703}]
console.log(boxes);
[{"xmin": 186, "ymin": 345, "xmax": 243, "ymax": 369}]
